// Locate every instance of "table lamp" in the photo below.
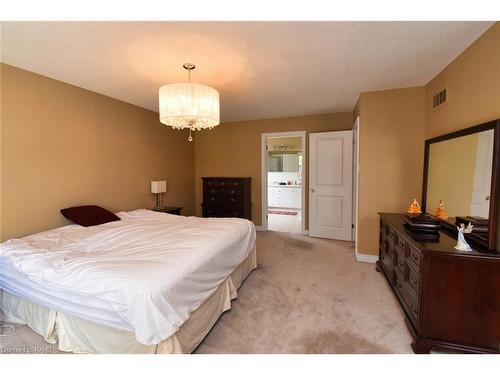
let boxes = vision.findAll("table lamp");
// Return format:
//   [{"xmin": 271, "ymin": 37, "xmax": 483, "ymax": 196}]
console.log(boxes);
[{"xmin": 151, "ymin": 181, "xmax": 166, "ymax": 210}]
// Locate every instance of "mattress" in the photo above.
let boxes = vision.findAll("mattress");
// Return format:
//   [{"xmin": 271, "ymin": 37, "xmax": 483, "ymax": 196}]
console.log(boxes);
[{"xmin": 0, "ymin": 209, "xmax": 256, "ymax": 345}]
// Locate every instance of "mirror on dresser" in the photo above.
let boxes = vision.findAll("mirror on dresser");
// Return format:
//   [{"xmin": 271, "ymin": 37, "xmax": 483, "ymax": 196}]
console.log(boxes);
[{"xmin": 422, "ymin": 119, "xmax": 500, "ymax": 251}]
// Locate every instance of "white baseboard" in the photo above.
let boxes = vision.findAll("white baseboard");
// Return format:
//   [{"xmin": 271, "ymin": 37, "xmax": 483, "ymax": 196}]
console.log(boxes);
[{"xmin": 355, "ymin": 253, "xmax": 378, "ymax": 263}]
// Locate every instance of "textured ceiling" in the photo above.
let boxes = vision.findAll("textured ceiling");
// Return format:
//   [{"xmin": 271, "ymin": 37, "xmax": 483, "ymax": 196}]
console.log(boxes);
[{"xmin": 0, "ymin": 21, "xmax": 494, "ymax": 122}]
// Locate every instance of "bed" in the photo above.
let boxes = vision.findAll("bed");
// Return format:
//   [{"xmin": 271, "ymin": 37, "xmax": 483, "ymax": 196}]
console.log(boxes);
[{"xmin": 0, "ymin": 209, "xmax": 257, "ymax": 353}]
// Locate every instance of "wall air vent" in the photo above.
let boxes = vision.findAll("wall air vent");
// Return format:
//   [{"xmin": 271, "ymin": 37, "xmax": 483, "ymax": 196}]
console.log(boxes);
[{"xmin": 432, "ymin": 88, "xmax": 447, "ymax": 109}]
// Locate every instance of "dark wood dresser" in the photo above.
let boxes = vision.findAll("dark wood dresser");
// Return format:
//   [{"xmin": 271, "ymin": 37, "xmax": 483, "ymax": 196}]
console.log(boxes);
[
  {"xmin": 202, "ymin": 177, "xmax": 251, "ymax": 220},
  {"xmin": 378, "ymin": 213, "xmax": 500, "ymax": 354}
]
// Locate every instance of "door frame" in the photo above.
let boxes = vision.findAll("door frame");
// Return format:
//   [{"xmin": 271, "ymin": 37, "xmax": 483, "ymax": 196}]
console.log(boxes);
[
  {"xmin": 353, "ymin": 117, "xmax": 360, "ymax": 256},
  {"xmin": 261, "ymin": 130, "xmax": 307, "ymax": 235}
]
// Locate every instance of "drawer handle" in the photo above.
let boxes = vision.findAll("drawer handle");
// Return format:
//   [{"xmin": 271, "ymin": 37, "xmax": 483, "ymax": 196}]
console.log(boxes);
[
  {"xmin": 411, "ymin": 304, "xmax": 418, "ymax": 313},
  {"xmin": 411, "ymin": 277, "xmax": 418, "ymax": 285},
  {"xmin": 411, "ymin": 253, "xmax": 418, "ymax": 262}
]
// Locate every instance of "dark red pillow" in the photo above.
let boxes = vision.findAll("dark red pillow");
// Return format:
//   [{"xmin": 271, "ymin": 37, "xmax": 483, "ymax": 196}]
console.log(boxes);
[{"xmin": 60, "ymin": 205, "xmax": 121, "ymax": 227}]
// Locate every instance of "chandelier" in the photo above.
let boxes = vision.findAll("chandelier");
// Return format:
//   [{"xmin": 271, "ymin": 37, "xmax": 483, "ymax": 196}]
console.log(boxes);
[{"xmin": 159, "ymin": 63, "xmax": 220, "ymax": 141}]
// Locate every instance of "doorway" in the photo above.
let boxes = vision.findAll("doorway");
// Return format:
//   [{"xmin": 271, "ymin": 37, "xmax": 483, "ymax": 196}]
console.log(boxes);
[{"xmin": 261, "ymin": 131, "xmax": 306, "ymax": 234}]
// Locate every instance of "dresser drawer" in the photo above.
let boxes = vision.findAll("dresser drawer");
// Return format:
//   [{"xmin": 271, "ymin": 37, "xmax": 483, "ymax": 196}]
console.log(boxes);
[
  {"xmin": 226, "ymin": 195, "xmax": 243, "ymax": 204},
  {"xmin": 381, "ymin": 253, "xmax": 394, "ymax": 284},
  {"xmin": 382, "ymin": 237, "xmax": 395, "ymax": 259},
  {"xmin": 395, "ymin": 268, "xmax": 419, "ymax": 324},
  {"xmin": 394, "ymin": 267, "xmax": 404, "ymax": 296},
  {"xmin": 401, "ymin": 283, "xmax": 419, "ymax": 324},
  {"xmin": 406, "ymin": 261, "xmax": 420, "ymax": 295},
  {"xmin": 204, "ymin": 187, "xmax": 243, "ymax": 195},
  {"xmin": 380, "ymin": 229, "xmax": 386, "ymax": 246},
  {"xmin": 380, "ymin": 248, "xmax": 394, "ymax": 269},
  {"xmin": 389, "ymin": 227, "xmax": 397, "ymax": 245},
  {"xmin": 221, "ymin": 188, "xmax": 244, "ymax": 197},
  {"xmin": 204, "ymin": 193, "xmax": 243, "ymax": 203},
  {"xmin": 204, "ymin": 194, "xmax": 219, "ymax": 204},
  {"xmin": 406, "ymin": 243, "xmax": 421, "ymax": 270},
  {"xmin": 204, "ymin": 180, "xmax": 220, "ymax": 188},
  {"xmin": 380, "ymin": 235, "xmax": 389, "ymax": 253},
  {"xmin": 205, "ymin": 188, "xmax": 218, "ymax": 195},
  {"xmin": 396, "ymin": 233, "xmax": 406, "ymax": 250},
  {"xmin": 395, "ymin": 246, "xmax": 405, "ymax": 273}
]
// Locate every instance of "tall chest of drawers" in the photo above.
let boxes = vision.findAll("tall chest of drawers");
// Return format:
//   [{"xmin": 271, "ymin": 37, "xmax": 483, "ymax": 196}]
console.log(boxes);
[
  {"xmin": 202, "ymin": 177, "xmax": 251, "ymax": 220},
  {"xmin": 377, "ymin": 213, "xmax": 500, "ymax": 354}
]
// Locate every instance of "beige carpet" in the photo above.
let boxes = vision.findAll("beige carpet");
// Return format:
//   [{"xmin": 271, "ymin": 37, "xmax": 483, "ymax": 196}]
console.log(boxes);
[{"xmin": 0, "ymin": 231, "xmax": 413, "ymax": 354}]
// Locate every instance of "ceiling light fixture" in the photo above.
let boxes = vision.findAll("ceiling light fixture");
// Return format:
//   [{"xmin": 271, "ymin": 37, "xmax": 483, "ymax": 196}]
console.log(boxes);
[{"xmin": 159, "ymin": 63, "xmax": 220, "ymax": 141}]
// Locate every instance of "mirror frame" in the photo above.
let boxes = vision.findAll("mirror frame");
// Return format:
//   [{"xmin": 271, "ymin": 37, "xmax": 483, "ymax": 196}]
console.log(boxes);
[{"xmin": 422, "ymin": 119, "xmax": 500, "ymax": 251}]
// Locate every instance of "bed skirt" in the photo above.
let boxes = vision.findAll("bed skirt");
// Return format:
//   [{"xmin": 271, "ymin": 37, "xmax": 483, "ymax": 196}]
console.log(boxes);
[{"xmin": 0, "ymin": 246, "xmax": 257, "ymax": 354}]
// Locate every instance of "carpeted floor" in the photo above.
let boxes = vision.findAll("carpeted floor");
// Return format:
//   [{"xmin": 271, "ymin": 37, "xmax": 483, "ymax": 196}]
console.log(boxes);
[
  {"xmin": 0, "ymin": 230, "xmax": 413, "ymax": 354},
  {"xmin": 196, "ymin": 231, "xmax": 412, "ymax": 353}
]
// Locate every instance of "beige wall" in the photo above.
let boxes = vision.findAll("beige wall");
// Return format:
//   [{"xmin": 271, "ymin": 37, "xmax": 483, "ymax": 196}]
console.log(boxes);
[
  {"xmin": 0, "ymin": 64, "xmax": 195, "ymax": 241},
  {"xmin": 425, "ymin": 23, "xmax": 500, "ymax": 138},
  {"xmin": 194, "ymin": 112, "xmax": 353, "ymax": 228},
  {"xmin": 357, "ymin": 87, "xmax": 425, "ymax": 256}
]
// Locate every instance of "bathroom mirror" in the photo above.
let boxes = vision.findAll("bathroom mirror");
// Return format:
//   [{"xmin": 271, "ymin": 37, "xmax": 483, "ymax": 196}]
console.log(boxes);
[
  {"xmin": 422, "ymin": 119, "xmax": 500, "ymax": 250},
  {"xmin": 267, "ymin": 153, "xmax": 302, "ymax": 172}
]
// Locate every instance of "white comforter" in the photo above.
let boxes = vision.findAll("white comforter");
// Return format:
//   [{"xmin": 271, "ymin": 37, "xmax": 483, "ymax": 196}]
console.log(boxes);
[{"xmin": 0, "ymin": 209, "xmax": 256, "ymax": 345}]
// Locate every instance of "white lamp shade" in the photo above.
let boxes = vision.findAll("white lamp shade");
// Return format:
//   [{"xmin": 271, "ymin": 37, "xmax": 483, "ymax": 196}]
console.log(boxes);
[
  {"xmin": 159, "ymin": 83, "xmax": 220, "ymax": 130},
  {"xmin": 151, "ymin": 181, "xmax": 166, "ymax": 194}
]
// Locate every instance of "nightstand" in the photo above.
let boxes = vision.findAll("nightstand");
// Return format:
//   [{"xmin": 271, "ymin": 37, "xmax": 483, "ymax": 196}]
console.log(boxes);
[{"xmin": 152, "ymin": 207, "xmax": 182, "ymax": 215}]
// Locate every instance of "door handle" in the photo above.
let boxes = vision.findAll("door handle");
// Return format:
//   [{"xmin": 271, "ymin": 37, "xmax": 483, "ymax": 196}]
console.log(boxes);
[{"xmin": 310, "ymin": 188, "xmax": 315, "ymax": 193}]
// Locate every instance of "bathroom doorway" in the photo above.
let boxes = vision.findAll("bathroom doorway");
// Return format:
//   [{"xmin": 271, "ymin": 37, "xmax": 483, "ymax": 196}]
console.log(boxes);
[{"xmin": 261, "ymin": 131, "xmax": 306, "ymax": 234}]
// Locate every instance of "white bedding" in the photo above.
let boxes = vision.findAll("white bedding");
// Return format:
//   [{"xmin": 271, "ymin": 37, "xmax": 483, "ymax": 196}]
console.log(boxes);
[{"xmin": 0, "ymin": 209, "xmax": 256, "ymax": 345}]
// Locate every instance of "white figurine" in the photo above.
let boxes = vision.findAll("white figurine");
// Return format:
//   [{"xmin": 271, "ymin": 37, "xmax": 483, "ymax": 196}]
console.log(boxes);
[{"xmin": 454, "ymin": 223, "xmax": 474, "ymax": 251}]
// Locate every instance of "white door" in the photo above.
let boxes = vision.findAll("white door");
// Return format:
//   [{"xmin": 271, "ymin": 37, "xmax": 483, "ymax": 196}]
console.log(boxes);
[{"xmin": 309, "ymin": 130, "xmax": 353, "ymax": 240}]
